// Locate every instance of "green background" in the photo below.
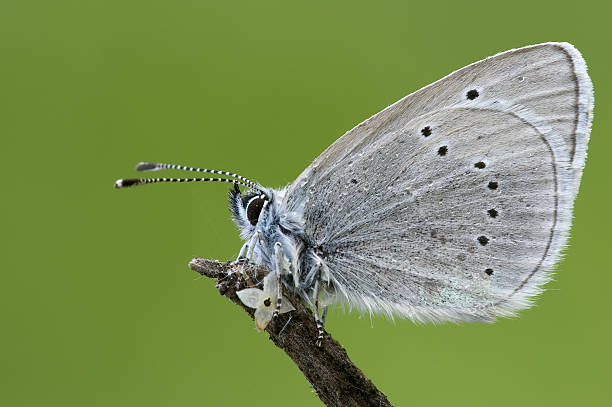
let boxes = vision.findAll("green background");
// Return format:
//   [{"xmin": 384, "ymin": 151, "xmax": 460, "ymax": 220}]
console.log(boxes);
[{"xmin": 2, "ymin": 1, "xmax": 610, "ymax": 406}]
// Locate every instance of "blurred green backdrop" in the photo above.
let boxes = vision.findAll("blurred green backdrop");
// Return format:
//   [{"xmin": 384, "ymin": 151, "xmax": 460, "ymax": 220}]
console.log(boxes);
[{"xmin": 2, "ymin": 1, "xmax": 610, "ymax": 406}]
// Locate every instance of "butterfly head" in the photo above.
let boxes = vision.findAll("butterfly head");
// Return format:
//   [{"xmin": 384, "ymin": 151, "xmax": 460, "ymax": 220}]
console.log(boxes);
[
  {"xmin": 229, "ymin": 185, "xmax": 273, "ymax": 234},
  {"xmin": 115, "ymin": 161, "xmax": 303, "ymax": 274}
]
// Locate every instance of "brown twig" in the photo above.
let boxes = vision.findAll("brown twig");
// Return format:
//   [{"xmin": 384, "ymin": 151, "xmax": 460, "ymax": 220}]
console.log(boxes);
[{"xmin": 189, "ymin": 258, "xmax": 392, "ymax": 407}]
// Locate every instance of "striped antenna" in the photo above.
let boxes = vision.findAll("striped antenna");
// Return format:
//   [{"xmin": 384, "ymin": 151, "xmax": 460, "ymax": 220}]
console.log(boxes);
[
  {"xmin": 135, "ymin": 162, "xmax": 261, "ymax": 191},
  {"xmin": 114, "ymin": 177, "xmax": 256, "ymax": 190}
]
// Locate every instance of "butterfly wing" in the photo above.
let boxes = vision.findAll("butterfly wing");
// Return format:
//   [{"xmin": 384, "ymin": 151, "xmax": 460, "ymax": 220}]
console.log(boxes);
[{"xmin": 282, "ymin": 42, "xmax": 593, "ymax": 322}]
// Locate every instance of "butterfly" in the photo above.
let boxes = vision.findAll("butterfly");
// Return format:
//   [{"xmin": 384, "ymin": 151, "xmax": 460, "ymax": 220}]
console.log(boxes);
[{"xmin": 116, "ymin": 42, "xmax": 593, "ymax": 345}]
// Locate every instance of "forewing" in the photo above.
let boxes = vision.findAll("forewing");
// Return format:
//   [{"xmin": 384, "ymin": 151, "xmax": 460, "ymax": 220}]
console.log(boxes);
[
  {"xmin": 283, "ymin": 43, "xmax": 593, "ymax": 322},
  {"xmin": 285, "ymin": 42, "xmax": 591, "ymax": 207}
]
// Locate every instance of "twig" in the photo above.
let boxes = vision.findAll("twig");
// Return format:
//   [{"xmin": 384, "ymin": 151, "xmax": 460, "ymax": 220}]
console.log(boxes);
[{"xmin": 189, "ymin": 258, "xmax": 392, "ymax": 407}]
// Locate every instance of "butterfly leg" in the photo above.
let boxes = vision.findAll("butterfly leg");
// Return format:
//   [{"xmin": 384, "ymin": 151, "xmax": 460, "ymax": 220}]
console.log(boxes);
[
  {"xmin": 235, "ymin": 241, "xmax": 249, "ymax": 263},
  {"xmin": 312, "ymin": 278, "xmax": 325, "ymax": 347},
  {"xmin": 302, "ymin": 260, "xmax": 325, "ymax": 345},
  {"xmin": 273, "ymin": 242, "xmax": 284, "ymax": 318},
  {"xmin": 321, "ymin": 305, "xmax": 328, "ymax": 326},
  {"xmin": 302, "ymin": 259, "xmax": 322, "ymax": 291},
  {"xmin": 246, "ymin": 230, "xmax": 262, "ymax": 262},
  {"xmin": 234, "ymin": 231, "xmax": 260, "ymax": 288},
  {"xmin": 232, "ymin": 242, "xmax": 253, "ymax": 288}
]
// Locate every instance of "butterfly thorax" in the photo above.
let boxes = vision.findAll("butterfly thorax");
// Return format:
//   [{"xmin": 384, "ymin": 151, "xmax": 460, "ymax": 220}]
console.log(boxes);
[{"xmin": 229, "ymin": 185, "xmax": 332, "ymax": 302}]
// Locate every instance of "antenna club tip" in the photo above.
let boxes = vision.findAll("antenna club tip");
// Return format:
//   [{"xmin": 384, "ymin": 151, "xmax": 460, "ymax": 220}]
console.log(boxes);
[
  {"xmin": 114, "ymin": 179, "xmax": 127, "ymax": 188},
  {"xmin": 114, "ymin": 178, "xmax": 141, "ymax": 188},
  {"xmin": 136, "ymin": 162, "xmax": 158, "ymax": 171}
]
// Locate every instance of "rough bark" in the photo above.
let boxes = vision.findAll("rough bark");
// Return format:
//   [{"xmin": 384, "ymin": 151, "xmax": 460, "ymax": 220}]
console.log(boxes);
[{"xmin": 189, "ymin": 258, "xmax": 392, "ymax": 407}]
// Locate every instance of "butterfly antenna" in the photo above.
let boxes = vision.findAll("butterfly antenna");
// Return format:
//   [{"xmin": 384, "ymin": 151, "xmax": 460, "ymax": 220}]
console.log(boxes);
[
  {"xmin": 135, "ymin": 162, "xmax": 262, "ymax": 191},
  {"xmin": 114, "ymin": 177, "xmax": 256, "ymax": 190}
]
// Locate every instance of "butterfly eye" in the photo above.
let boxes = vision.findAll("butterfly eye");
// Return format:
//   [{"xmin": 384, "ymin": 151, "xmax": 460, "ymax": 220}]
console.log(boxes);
[{"xmin": 246, "ymin": 195, "xmax": 267, "ymax": 225}]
